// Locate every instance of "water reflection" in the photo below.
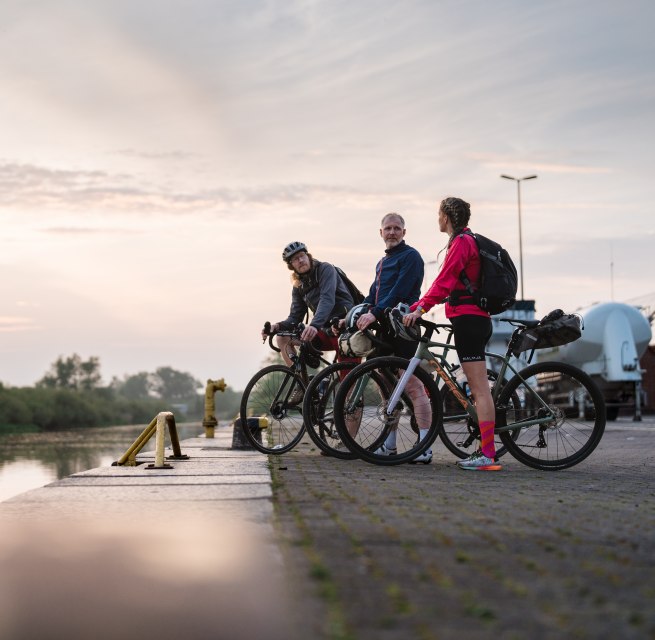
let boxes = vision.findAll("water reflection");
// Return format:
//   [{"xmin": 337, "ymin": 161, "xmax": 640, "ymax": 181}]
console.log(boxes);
[{"xmin": 0, "ymin": 423, "xmax": 203, "ymax": 502}]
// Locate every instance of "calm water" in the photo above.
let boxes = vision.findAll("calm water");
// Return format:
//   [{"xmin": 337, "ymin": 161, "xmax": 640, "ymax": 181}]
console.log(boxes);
[{"xmin": 0, "ymin": 423, "xmax": 203, "ymax": 502}]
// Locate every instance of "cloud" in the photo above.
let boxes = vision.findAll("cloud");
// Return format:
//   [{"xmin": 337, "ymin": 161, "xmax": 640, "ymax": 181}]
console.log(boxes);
[
  {"xmin": 466, "ymin": 152, "xmax": 613, "ymax": 175},
  {"xmin": 113, "ymin": 149, "xmax": 198, "ymax": 161},
  {"xmin": 0, "ymin": 160, "xmax": 432, "ymax": 216},
  {"xmin": 41, "ymin": 227, "xmax": 139, "ymax": 236},
  {"xmin": 0, "ymin": 316, "xmax": 40, "ymax": 333}
]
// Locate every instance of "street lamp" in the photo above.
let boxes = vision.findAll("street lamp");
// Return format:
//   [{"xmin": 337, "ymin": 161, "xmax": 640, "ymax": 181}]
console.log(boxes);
[{"xmin": 500, "ymin": 174, "xmax": 537, "ymax": 300}]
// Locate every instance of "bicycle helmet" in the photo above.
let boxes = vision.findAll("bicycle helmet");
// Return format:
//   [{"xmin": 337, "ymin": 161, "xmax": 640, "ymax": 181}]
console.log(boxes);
[
  {"xmin": 344, "ymin": 303, "xmax": 370, "ymax": 330},
  {"xmin": 388, "ymin": 302, "xmax": 421, "ymax": 341},
  {"xmin": 282, "ymin": 241, "xmax": 307, "ymax": 263}
]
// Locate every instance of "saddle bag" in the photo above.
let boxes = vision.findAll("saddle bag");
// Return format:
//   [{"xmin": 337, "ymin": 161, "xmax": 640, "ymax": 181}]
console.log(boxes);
[{"xmin": 511, "ymin": 309, "xmax": 582, "ymax": 357}]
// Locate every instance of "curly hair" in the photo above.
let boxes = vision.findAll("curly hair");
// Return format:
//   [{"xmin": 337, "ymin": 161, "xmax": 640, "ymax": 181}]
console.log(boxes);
[{"xmin": 289, "ymin": 253, "xmax": 314, "ymax": 287}]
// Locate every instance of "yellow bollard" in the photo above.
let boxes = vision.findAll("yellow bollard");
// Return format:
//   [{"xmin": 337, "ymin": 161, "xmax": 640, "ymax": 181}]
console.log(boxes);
[
  {"xmin": 202, "ymin": 378, "xmax": 227, "ymax": 438},
  {"xmin": 114, "ymin": 411, "xmax": 188, "ymax": 468},
  {"xmin": 114, "ymin": 416, "xmax": 158, "ymax": 466},
  {"xmin": 147, "ymin": 412, "xmax": 174, "ymax": 469}
]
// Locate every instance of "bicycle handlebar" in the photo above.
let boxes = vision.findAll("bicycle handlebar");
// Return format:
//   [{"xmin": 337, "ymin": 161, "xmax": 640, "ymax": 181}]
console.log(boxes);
[
  {"xmin": 262, "ymin": 321, "xmax": 325, "ymax": 357},
  {"xmin": 385, "ymin": 307, "xmax": 452, "ymax": 342}
]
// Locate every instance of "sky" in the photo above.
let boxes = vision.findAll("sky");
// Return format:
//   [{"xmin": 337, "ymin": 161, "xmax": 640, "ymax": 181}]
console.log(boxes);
[{"xmin": 1, "ymin": 0, "xmax": 654, "ymax": 392}]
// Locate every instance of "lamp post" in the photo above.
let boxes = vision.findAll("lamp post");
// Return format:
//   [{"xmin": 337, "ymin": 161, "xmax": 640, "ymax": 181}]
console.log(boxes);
[{"xmin": 500, "ymin": 174, "xmax": 537, "ymax": 300}]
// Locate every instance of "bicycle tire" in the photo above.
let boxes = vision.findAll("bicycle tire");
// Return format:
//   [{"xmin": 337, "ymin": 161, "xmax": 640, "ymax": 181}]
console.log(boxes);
[
  {"xmin": 333, "ymin": 356, "xmax": 443, "ymax": 466},
  {"xmin": 440, "ymin": 369, "xmax": 519, "ymax": 460},
  {"xmin": 302, "ymin": 362, "xmax": 359, "ymax": 459},
  {"xmin": 239, "ymin": 364, "xmax": 306, "ymax": 454},
  {"xmin": 497, "ymin": 361, "xmax": 606, "ymax": 470}
]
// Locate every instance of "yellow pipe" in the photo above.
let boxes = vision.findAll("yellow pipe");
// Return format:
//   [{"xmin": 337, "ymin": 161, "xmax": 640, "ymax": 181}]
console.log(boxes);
[{"xmin": 202, "ymin": 378, "xmax": 227, "ymax": 438}]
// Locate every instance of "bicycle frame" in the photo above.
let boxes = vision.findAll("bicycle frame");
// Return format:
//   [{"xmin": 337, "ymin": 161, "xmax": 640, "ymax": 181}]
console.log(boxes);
[
  {"xmin": 271, "ymin": 329, "xmax": 335, "ymax": 379},
  {"xmin": 350, "ymin": 320, "xmax": 560, "ymax": 435}
]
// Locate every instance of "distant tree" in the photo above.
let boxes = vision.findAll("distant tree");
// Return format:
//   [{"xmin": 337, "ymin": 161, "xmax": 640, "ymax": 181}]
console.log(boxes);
[
  {"xmin": 37, "ymin": 354, "xmax": 102, "ymax": 390},
  {"xmin": 152, "ymin": 366, "xmax": 202, "ymax": 403},
  {"xmin": 111, "ymin": 372, "xmax": 153, "ymax": 400},
  {"xmin": 112, "ymin": 367, "xmax": 203, "ymax": 408}
]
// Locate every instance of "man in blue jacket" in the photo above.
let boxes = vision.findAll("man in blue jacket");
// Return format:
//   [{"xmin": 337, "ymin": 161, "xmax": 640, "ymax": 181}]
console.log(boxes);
[
  {"xmin": 356, "ymin": 212, "xmax": 424, "ymax": 340},
  {"xmin": 356, "ymin": 212, "xmax": 432, "ymax": 463}
]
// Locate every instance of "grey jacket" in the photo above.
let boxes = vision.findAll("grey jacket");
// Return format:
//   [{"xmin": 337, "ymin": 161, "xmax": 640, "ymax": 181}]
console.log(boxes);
[{"xmin": 282, "ymin": 260, "xmax": 354, "ymax": 329}]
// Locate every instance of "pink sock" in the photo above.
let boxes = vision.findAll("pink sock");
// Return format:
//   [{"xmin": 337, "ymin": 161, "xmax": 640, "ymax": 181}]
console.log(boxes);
[{"xmin": 479, "ymin": 421, "xmax": 496, "ymax": 459}]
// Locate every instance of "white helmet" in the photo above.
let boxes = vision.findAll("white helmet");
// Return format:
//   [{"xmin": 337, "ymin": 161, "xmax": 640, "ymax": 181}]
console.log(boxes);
[
  {"xmin": 282, "ymin": 241, "xmax": 307, "ymax": 263},
  {"xmin": 388, "ymin": 302, "xmax": 420, "ymax": 341},
  {"xmin": 344, "ymin": 303, "xmax": 370, "ymax": 330}
]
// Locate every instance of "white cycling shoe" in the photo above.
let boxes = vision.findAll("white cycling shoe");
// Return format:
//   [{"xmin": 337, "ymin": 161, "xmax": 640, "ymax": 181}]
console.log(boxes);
[
  {"xmin": 408, "ymin": 449, "xmax": 433, "ymax": 465},
  {"xmin": 374, "ymin": 444, "xmax": 397, "ymax": 456}
]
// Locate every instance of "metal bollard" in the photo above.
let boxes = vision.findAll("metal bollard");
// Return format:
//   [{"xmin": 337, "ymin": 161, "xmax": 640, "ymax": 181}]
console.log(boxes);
[
  {"xmin": 147, "ymin": 412, "xmax": 174, "ymax": 469},
  {"xmin": 231, "ymin": 417, "xmax": 268, "ymax": 449}
]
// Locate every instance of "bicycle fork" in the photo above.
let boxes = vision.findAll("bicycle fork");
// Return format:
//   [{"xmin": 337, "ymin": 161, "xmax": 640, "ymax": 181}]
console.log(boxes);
[
  {"xmin": 386, "ymin": 357, "xmax": 479, "ymax": 425},
  {"xmin": 386, "ymin": 357, "xmax": 421, "ymax": 415}
]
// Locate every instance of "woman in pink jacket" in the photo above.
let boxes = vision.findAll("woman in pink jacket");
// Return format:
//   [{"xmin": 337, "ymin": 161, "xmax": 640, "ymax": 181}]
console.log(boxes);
[{"xmin": 403, "ymin": 197, "xmax": 501, "ymax": 471}]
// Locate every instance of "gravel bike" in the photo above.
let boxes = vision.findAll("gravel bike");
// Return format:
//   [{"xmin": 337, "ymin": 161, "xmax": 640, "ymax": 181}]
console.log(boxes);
[
  {"xmin": 333, "ymin": 313, "xmax": 606, "ymax": 469},
  {"xmin": 301, "ymin": 323, "xmax": 400, "ymax": 459},
  {"xmin": 239, "ymin": 322, "xmax": 333, "ymax": 454},
  {"xmin": 420, "ymin": 322, "xmax": 520, "ymax": 460}
]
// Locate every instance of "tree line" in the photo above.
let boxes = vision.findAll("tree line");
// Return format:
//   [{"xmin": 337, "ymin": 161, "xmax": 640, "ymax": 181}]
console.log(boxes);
[{"xmin": 0, "ymin": 354, "xmax": 242, "ymax": 431}]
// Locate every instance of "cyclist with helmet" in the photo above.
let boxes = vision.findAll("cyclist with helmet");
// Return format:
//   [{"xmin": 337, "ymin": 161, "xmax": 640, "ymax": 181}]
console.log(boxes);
[
  {"xmin": 354, "ymin": 213, "xmax": 433, "ymax": 464},
  {"xmin": 402, "ymin": 197, "xmax": 501, "ymax": 471},
  {"xmin": 266, "ymin": 241, "xmax": 358, "ymax": 368}
]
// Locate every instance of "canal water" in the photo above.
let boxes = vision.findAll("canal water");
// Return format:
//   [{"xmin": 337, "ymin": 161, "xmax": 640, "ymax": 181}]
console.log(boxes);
[{"xmin": 0, "ymin": 423, "xmax": 204, "ymax": 502}]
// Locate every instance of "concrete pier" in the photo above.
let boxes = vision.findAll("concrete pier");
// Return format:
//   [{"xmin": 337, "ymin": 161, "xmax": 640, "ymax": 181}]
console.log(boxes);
[
  {"xmin": 1, "ymin": 418, "xmax": 654, "ymax": 639},
  {"xmin": 0, "ymin": 426, "xmax": 294, "ymax": 640}
]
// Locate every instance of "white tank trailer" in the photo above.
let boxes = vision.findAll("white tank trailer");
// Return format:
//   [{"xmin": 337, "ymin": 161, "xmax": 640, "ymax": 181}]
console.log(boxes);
[{"xmin": 537, "ymin": 302, "xmax": 652, "ymax": 420}]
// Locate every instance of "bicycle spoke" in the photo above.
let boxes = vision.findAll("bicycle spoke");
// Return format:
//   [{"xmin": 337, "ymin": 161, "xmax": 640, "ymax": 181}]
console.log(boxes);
[
  {"xmin": 240, "ymin": 365, "xmax": 306, "ymax": 454},
  {"xmin": 333, "ymin": 357, "xmax": 442, "ymax": 465},
  {"xmin": 498, "ymin": 362, "xmax": 606, "ymax": 470}
]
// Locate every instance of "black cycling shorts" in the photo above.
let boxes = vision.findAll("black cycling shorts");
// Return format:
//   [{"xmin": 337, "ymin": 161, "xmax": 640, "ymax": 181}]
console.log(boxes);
[{"xmin": 450, "ymin": 315, "xmax": 492, "ymax": 363}]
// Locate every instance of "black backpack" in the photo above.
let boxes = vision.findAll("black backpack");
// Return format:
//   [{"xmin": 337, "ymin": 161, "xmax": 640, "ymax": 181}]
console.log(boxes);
[
  {"xmin": 449, "ymin": 231, "xmax": 518, "ymax": 315},
  {"xmin": 335, "ymin": 266, "xmax": 365, "ymax": 305}
]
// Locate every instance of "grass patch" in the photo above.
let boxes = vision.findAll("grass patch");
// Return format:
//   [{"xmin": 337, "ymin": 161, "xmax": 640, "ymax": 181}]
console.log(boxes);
[{"xmin": 0, "ymin": 423, "xmax": 41, "ymax": 434}]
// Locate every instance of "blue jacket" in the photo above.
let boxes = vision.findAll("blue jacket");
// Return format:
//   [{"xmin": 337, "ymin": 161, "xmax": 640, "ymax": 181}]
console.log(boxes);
[{"xmin": 364, "ymin": 241, "xmax": 424, "ymax": 319}]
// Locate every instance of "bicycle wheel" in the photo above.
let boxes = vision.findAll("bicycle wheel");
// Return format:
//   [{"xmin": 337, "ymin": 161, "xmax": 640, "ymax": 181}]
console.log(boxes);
[
  {"xmin": 302, "ymin": 362, "xmax": 359, "ymax": 459},
  {"xmin": 497, "ymin": 361, "xmax": 606, "ymax": 470},
  {"xmin": 440, "ymin": 369, "xmax": 519, "ymax": 459},
  {"xmin": 240, "ymin": 364, "xmax": 306, "ymax": 454},
  {"xmin": 333, "ymin": 356, "xmax": 442, "ymax": 466}
]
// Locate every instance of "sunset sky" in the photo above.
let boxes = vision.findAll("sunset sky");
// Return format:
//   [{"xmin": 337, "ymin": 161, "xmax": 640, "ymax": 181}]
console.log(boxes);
[{"xmin": 1, "ymin": 0, "xmax": 653, "ymax": 391}]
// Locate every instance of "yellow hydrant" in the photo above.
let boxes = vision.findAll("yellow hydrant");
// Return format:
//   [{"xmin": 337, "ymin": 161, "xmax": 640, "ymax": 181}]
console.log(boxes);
[{"xmin": 202, "ymin": 378, "xmax": 227, "ymax": 438}]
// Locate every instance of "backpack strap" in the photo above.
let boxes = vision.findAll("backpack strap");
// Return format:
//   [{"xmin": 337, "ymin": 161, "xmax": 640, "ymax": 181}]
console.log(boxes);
[
  {"xmin": 448, "ymin": 232, "xmax": 476, "ymax": 307},
  {"xmin": 298, "ymin": 260, "xmax": 321, "ymax": 301}
]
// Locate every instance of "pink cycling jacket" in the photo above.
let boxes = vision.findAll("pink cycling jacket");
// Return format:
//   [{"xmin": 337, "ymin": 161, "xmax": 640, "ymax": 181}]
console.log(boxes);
[{"xmin": 410, "ymin": 229, "xmax": 490, "ymax": 319}]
